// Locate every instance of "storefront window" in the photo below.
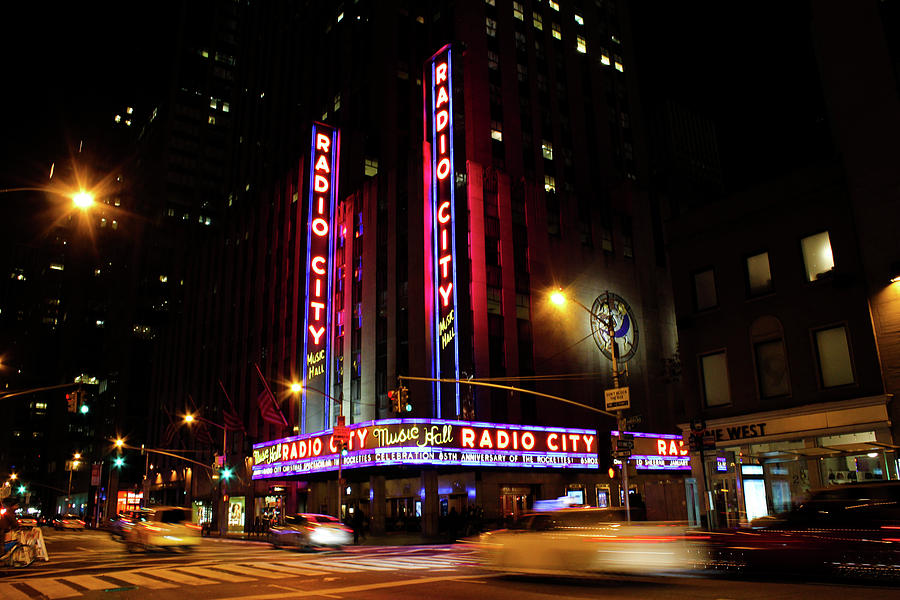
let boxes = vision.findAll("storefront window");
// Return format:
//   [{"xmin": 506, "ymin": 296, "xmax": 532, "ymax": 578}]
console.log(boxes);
[{"xmin": 818, "ymin": 431, "xmax": 886, "ymax": 485}]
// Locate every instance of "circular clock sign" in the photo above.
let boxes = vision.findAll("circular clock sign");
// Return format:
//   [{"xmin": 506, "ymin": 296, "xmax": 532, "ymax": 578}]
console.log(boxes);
[{"xmin": 590, "ymin": 292, "xmax": 638, "ymax": 363}]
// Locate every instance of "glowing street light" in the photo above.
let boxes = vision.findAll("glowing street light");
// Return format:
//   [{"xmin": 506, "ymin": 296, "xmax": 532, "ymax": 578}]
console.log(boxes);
[
  {"xmin": 72, "ymin": 190, "xmax": 95, "ymax": 210},
  {"xmin": 115, "ymin": 438, "xmax": 125, "ymax": 448},
  {"xmin": 9, "ymin": 473, "xmax": 17, "ymax": 481},
  {"xmin": 290, "ymin": 382, "xmax": 302, "ymax": 393},
  {"xmin": 550, "ymin": 289, "xmax": 567, "ymax": 306},
  {"xmin": 183, "ymin": 414, "xmax": 195, "ymax": 424}
]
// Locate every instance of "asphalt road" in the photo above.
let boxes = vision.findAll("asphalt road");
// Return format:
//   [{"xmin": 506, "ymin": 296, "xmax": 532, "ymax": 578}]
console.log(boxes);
[{"xmin": 2, "ymin": 529, "xmax": 900, "ymax": 599}]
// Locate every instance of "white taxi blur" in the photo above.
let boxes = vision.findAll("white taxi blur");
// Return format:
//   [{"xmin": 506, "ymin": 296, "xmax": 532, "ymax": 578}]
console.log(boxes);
[
  {"xmin": 477, "ymin": 507, "xmax": 705, "ymax": 577},
  {"xmin": 123, "ymin": 506, "xmax": 200, "ymax": 552}
]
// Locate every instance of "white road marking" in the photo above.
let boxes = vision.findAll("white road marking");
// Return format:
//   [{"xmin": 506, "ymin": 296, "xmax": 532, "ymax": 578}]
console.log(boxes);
[
  {"xmin": 276, "ymin": 560, "xmax": 357, "ymax": 573},
  {"xmin": 331, "ymin": 559, "xmax": 394, "ymax": 571},
  {"xmin": 0, "ymin": 583, "xmax": 33, "ymax": 600},
  {"xmin": 246, "ymin": 562, "xmax": 330, "ymax": 576},
  {"xmin": 145, "ymin": 567, "xmax": 220, "ymax": 585},
  {"xmin": 216, "ymin": 564, "xmax": 289, "ymax": 578},
  {"xmin": 20, "ymin": 578, "xmax": 81, "ymax": 599},
  {"xmin": 177, "ymin": 565, "xmax": 255, "ymax": 582},
  {"xmin": 62, "ymin": 574, "xmax": 115, "ymax": 590},
  {"xmin": 104, "ymin": 570, "xmax": 178, "ymax": 589}
]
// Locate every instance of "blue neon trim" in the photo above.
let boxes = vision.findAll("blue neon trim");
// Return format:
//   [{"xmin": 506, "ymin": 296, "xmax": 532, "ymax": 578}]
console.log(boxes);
[
  {"xmin": 447, "ymin": 46, "xmax": 461, "ymax": 417},
  {"xmin": 430, "ymin": 57, "xmax": 442, "ymax": 417},
  {"xmin": 301, "ymin": 125, "xmax": 317, "ymax": 434}
]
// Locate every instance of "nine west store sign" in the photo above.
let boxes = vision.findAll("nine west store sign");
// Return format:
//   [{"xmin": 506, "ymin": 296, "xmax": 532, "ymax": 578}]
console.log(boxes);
[{"xmin": 251, "ymin": 419, "xmax": 599, "ymax": 479}]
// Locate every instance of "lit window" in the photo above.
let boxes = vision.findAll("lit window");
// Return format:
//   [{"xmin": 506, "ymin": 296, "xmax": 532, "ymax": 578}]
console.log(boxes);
[
  {"xmin": 114, "ymin": 198, "xmax": 121, "ymax": 207},
  {"xmin": 485, "ymin": 0, "xmax": 495, "ymax": 5},
  {"xmin": 96, "ymin": 320, "xmax": 104, "ymax": 328},
  {"xmin": 693, "ymin": 268, "xmax": 718, "ymax": 311},
  {"xmin": 544, "ymin": 175, "xmax": 556, "ymax": 192},
  {"xmin": 574, "ymin": 13, "xmax": 584, "ymax": 26},
  {"xmin": 746, "ymin": 252, "xmax": 773, "ymax": 295},
  {"xmin": 814, "ymin": 325, "xmax": 854, "ymax": 388},
  {"xmin": 513, "ymin": 1, "xmax": 524, "ymax": 19},
  {"xmin": 167, "ymin": 208, "xmax": 175, "ymax": 217},
  {"xmin": 111, "ymin": 220, "xmax": 118, "ymax": 230},
  {"xmin": 576, "ymin": 35, "xmax": 587, "ymax": 53},
  {"xmin": 49, "ymin": 263, "xmax": 64, "ymax": 271},
  {"xmin": 549, "ymin": 0, "xmax": 560, "ymax": 10},
  {"xmin": 114, "ymin": 114, "xmax": 121, "ymax": 123},
  {"xmin": 533, "ymin": 12, "xmax": 543, "ymax": 29},
  {"xmin": 100, "ymin": 218, "xmax": 107, "ymax": 228},
  {"xmin": 541, "ymin": 140, "xmax": 553, "ymax": 160},
  {"xmin": 801, "ymin": 231, "xmax": 834, "ymax": 281},
  {"xmin": 204, "ymin": 217, "xmax": 212, "ymax": 226},
  {"xmin": 124, "ymin": 119, "xmax": 131, "ymax": 126},
  {"xmin": 611, "ymin": 35, "xmax": 621, "ymax": 45},
  {"xmin": 222, "ymin": 102, "xmax": 230, "ymax": 113},
  {"xmin": 208, "ymin": 115, "xmax": 216, "ymax": 125},
  {"xmin": 334, "ymin": 93, "xmax": 341, "ymax": 111},
  {"xmin": 600, "ymin": 51, "xmax": 611, "ymax": 66},
  {"xmin": 210, "ymin": 98, "xmax": 217, "ymax": 109},
  {"xmin": 159, "ymin": 275, "xmax": 168, "ymax": 283},
  {"xmin": 201, "ymin": 49, "xmax": 209, "ymax": 58},
  {"xmin": 364, "ymin": 158, "xmax": 379, "ymax": 177},
  {"xmin": 486, "ymin": 17, "xmax": 498, "ymax": 37},
  {"xmin": 551, "ymin": 23, "xmax": 562, "ymax": 40},
  {"xmin": 337, "ymin": 11, "xmax": 344, "ymax": 22},
  {"xmin": 126, "ymin": 107, "xmax": 133, "ymax": 115},
  {"xmin": 614, "ymin": 56, "xmax": 624, "ymax": 72},
  {"xmin": 700, "ymin": 351, "xmax": 731, "ymax": 407},
  {"xmin": 487, "ymin": 287, "xmax": 502, "ymax": 315},
  {"xmin": 491, "ymin": 122, "xmax": 503, "ymax": 141},
  {"xmin": 94, "ymin": 268, "xmax": 101, "ymax": 276}
]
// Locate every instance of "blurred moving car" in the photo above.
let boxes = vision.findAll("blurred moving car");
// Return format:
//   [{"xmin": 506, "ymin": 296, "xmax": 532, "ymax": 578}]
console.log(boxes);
[
  {"xmin": 269, "ymin": 513, "xmax": 353, "ymax": 551},
  {"xmin": 477, "ymin": 507, "xmax": 704, "ymax": 577},
  {"xmin": 16, "ymin": 516, "xmax": 38, "ymax": 528},
  {"xmin": 705, "ymin": 481, "xmax": 900, "ymax": 578},
  {"xmin": 107, "ymin": 510, "xmax": 150, "ymax": 541},
  {"xmin": 52, "ymin": 514, "xmax": 85, "ymax": 531},
  {"xmin": 122, "ymin": 506, "xmax": 200, "ymax": 552}
]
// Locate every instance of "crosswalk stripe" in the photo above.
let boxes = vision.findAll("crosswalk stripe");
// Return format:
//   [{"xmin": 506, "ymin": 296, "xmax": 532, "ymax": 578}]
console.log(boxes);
[
  {"xmin": 217, "ymin": 564, "xmax": 288, "ymax": 578},
  {"xmin": 177, "ymin": 566, "xmax": 255, "ymax": 582},
  {"xmin": 384, "ymin": 557, "xmax": 456, "ymax": 568},
  {"xmin": 328, "ymin": 559, "xmax": 393, "ymax": 571},
  {"xmin": 104, "ymin": 571, "xmax": 177, "ymax": 589},
  {"xmin": 20, "ymin": 578, "xmax": 81, "ymax": 599},
  {"xmin": 251, "ymin": 562, "xmax": 330, "ymax": 576},
  {"xmin": 62, "ymin": 574, "xmax": 117, "ymax": 590},
  {"xmin": 0, "ymin": 583, "xmax": 33, "ymax": 600},
  {"xmin": 145, "ymin": 568, "xmax": 220, "ymax": 585},
  {"xmin": 294, "ymin": 560, "xmax": 360, "ymax": 572}
]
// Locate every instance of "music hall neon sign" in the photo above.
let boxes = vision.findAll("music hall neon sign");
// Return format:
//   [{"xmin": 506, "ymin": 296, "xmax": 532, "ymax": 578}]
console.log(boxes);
[
  {"xmin": 250, "ymin": 419, "xmax": 599, "ymax": 478},
  {"xmin": 302, "ymin": 122, "xmax": 339, "ymax": 433},
  {"xmin": 426, "ymin": 44, "xmax": 460, "ymax": 417}
]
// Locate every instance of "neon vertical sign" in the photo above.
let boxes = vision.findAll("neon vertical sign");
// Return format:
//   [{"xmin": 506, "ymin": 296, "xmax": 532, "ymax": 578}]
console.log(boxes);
[
  {"xmin": 426, "ymin": 45, "xmax": 460, "ymax": 417},
  {"xmin": 302, "ymin": 122, "xmax": 339, "ymax": 433}
]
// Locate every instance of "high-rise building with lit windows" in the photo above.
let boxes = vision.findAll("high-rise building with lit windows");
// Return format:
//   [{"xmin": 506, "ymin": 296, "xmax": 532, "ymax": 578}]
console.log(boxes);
[{"xmin": 149, "ymin": 0, "xmax": 684, "ymax": 533}]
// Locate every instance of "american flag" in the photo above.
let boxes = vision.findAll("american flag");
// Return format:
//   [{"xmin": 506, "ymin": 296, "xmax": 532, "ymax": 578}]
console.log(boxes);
[
  {"xmin": 218, "ymin": 380, "xmax": 246, "ymax": 432},
  {"xmin": 255, "ymin": 363, "xmax": 289, "ymax": 426}
]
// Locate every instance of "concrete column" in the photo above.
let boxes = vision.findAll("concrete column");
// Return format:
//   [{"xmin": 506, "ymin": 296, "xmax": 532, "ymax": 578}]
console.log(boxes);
[
  {"xmin": 804, "ymin": 438, "xmax": 824, "ymax": 489},
  {"xmin": 421, "ymin": 470, "xmax": 439, "ymax": 537},
  {"xmin": 369, "ymin": 475, "xmax": 386, "ymax": 535}
]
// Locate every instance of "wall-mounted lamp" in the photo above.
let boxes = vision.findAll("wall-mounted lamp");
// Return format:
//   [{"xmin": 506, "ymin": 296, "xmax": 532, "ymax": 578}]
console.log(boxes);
[{"xmin": 891, "ymin": 261, "xmax": 900, "ymax": 283}]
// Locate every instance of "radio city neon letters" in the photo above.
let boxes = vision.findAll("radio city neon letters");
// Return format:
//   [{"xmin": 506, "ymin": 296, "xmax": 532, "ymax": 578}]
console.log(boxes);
[{"xmin": 302, "ymin": 123, "xmax": 340, "ymax": 432}]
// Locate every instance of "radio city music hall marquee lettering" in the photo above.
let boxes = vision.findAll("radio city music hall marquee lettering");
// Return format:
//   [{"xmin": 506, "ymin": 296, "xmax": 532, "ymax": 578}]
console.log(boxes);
[
  {"xmin": 302, "ymin": 123, "xmax": 339, "ymax": 432},
  {"xmin": 613, "ymin": 431, "xmax": 691, "ymax": 471},
  {"xmin": 427, "ymin": 44, "xmax": 461, "ymax": 415},
  {"xmin": 251, "ymin": 419, "xmax": 599, "ymax": 478}
]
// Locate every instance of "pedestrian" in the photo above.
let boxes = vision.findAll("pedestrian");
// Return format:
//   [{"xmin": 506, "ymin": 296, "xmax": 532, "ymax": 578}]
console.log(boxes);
[
  {"xmin": 1, "ymin": 497, "xmax": 20, "ymax": 555},
  {"xmin": 447, "ymin": 507, "xmax": 459, "ymax": 542},
  {"xmin": 351, "ymin": 509, "xmax": 363, "ymax": 544}
]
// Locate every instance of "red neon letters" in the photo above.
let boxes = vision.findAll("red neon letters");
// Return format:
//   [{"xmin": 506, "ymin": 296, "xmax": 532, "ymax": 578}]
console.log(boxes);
[{"xmin": 433, "ymin": 59, "xmax": 453, "ymax": 309}]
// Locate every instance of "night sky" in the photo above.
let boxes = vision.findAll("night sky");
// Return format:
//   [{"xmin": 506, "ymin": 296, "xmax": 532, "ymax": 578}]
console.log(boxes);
[{"xmin": 0, "ymin": 2, "xmax": 830, "ymax": 194}]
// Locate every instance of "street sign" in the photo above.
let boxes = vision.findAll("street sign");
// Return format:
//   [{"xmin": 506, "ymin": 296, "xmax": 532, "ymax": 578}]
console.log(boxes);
[
  {"xmin": 616, "ymin": 439, "xmax": 635, "ymax": 450},
  {"xmin": 333, "ymin": 425, "xmax": 350, "ymax": 441},
  {"xmin": 604, "ymin": 387, "xmax": 630, "ymax": 411},
  {"xmin": 613, "ymin": 450, "xmax": 632, "ymax": 458}
]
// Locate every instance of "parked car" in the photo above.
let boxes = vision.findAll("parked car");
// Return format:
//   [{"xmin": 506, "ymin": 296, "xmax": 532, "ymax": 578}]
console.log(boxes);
[
  {"xmin": 122, "ymin": 506, "xmax": 200, "ymax": 552},
  {"xmin": 16, "ymin": 516, "xmax": 38, "ymax": 528},
  {"xmin": 269, "ymin": 513, "xmax": 353, "ymax": 551},
  {"xmin": 52, "ymin": 514, "xmax": 85, "ymax": 530},
  {"xmin": 477, "ymin": 507, "xmax": 705, "ymax": 577},
  {"xmin": 704, "ymin": 481, "xmax": 900, "ymax": 579}
]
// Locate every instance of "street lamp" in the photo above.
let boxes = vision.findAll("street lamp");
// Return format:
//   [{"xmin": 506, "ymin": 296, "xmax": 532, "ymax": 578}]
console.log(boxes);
[
  {"xmin": 72, "ymin": 190, "xmax": 95, "ymax": 210},
  {"xmin": 67, "ymin": 452, "xmax": 82, "ymax": 509},
  {"xmin": 184, "ymin": 412, "xmax": 229, "ymax": 538}
]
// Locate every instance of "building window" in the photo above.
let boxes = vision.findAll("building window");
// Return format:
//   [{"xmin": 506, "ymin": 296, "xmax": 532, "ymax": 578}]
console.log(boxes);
[
  {"xmin": 208, "ymin": 115, "xmax": 216, "ymax": 125},
  {"xmin": 693, "ymin": 268, "xmax": 718, "ymax": 311},
  {"xmin": 746, "ymin": 252, "xmax": 773, "ymax": 296},
  {"xmin": 814, "ymin": 325, "xmax": 854, "ymax": 388},
  {"xmin": 513, "ymin": 1, "xmax": 524, "ymax": 20},
  {"xmin": 600, "ymin": 50, "xmax": 611, "ymax": 66},
  {"xmin": 700, "ymin": 351, "xmax": 731, "ymax": 407},
  {"xmin": 549, "ymin": 0, "xmax": 560, "ymax": 11},
  {"xmin": 544, "ymin": 175, "xmax": 556, "ymax": 193},
  {"xmin": 576, "ymin": 35, "xmax": 587, "ymax": 54},
  {"xmin": 751, "ymin": 316, "xmax": 790, "ymax": 399},
  {"xmin": 222, "ymin": 102, "xmax": 230, "ymax": 113},
  {"xmin": 487, "ymin": 287, "xmax": 503, "ymax": 315},
  {"xmin": 364, "ymin": 158, "xmax": 378, "ymax": 177},
  {"xmin": 490, "ymin": 123, "xmax": 503, "ymax": 141},
  {"xmin": 574, "ymin": 13, "xmax": 584, "ymax": 26},
  {"xmin": 517, "ymin": 63, "xmax": 528, "ymax": 81},
  {"xmin": 533, "ymin": 11, "xmax": 543, "ymax": 30},
  {"xmin": 488, "ymin": 51, "xmax": 499, "ymax": 69},
  {"xmin": 614, "ymin": 56, "xmax": 624, "ymax": 72},
  {"xmin": 486, "ymin": 17, "xmax": 498, "ymax": 37},
  {"xmin": 801, "ymin": 231, "xmax": 834, "ymax": 282},
  {"xmin": 209, "ymin": 98, "xmax": 217, "ymax": 109},
  {"xmin": 541, "ymin": 140, "xmax": 553, "ymax": 160},
  {"xmin": 551, "ymin": 23, "xmax": 562, "ymax": 40},
  {"xmin": 516, "ymin": 293, "xmax": 531, "ymax": 319}
]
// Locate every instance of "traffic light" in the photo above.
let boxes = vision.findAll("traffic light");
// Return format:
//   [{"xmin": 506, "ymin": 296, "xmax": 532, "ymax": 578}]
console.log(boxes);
[
  {"xmin": 340, "ymin": 441, "xmax": 349, "ymax": 457},
  {"xmin": 388, "ymin": 389, "xmax": 400, "ymax": 413},
  {"xmin": 221, "ymin": 466, "xmax": 233, "ymax": 481},
  {"xmin": 597, "ymin": 427, "xmax": 613, "ymax": 470},
  {"xmin": 400, "ymin": 386, "xmax": 411, "ymax": 412},
  {"xmin": 66, "ymin": 392, "xmax": 77, "ymax": 413}
]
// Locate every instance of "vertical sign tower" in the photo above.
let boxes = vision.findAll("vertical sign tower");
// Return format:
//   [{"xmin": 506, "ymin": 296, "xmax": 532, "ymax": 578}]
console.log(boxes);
[
  {"xmin": 425, "ymin": 45, "xmax": 461, "ymax": 417},
  {"xmin": 302, "ymin": 122, "xmax": 340, "ymax": 433}
]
